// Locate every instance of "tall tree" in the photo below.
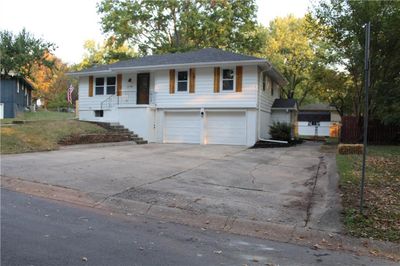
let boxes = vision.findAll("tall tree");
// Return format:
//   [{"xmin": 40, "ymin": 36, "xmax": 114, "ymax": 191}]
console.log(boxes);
[
  {"xmin": 74, "ymin": 38, "xmax": 137, "ymax": 71},
  {"xmin": 258, "ymin": 15, "xmax": 324, "ymax": 105},
  {"xmin": 311, "ymin": 66, "xmax": 353, "ymax": 117},
  {"xmin": 29, "ymin": 53, "xmax": 76, "ymax": 109},
  {"xmin": 310, "ymin": 0, "xmax": 400, "ymax": 124},
  {"xmin": 0, "ymin": 29, "xmax": 55, "ymax": 79},
  {"xmin": 97, "ymin": 0, "xmax": 263, "ymax": 55}
]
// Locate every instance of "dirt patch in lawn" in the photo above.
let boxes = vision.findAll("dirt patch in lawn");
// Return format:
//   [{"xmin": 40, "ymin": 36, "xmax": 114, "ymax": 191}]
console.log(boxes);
[{"xmin": 337, "ymin": 146, "xmax": 400, "ymax": 242}]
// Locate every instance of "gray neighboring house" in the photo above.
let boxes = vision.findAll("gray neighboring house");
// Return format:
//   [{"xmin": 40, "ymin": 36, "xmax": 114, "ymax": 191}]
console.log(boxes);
[{"xmin": 0, "ymin": 75, "xmax": 34, "ymax": 119}]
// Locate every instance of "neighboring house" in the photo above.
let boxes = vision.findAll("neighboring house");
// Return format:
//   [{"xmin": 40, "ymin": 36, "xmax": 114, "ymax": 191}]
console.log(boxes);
[
  {"xmin": 0, "ymin": 75, "xmax": 34, "ymax": 119},
  {"xmin": 298, "ymin": 103, "xmax": 341, "ymax": 137},
  {"xmin": 69, "ymin": 48, "xmax": 288, "ymax": 146},
  {"xmin": 271, "ymin": 98, "xmax": 298, "ymax": 138}
]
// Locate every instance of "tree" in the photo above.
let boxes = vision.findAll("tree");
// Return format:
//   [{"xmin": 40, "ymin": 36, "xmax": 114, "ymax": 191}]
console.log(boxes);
[
  {"xmin": 0, "ymin": 29, "xmax": 55, "ymax": 79},
  {"xmin": 97, "ymin": 0, "xmax": 263, "ymax": 55},
  {"xmin": 74, "ymin": 38, "xmax": 137, "ymax": 71},
  {"xmin": 310, "ymin": 0, "xmax": 400, "ymax": 124},
  {"xmin": 30, "ymin": 53, "xmax": 77, "ymax": 109},
  {"xmin": 258, "ymin": 15, "xmax": 325, "ymax": 105},
  {"xmin": 311, "ymin": 67, "xmax": 353, "ymax": 117}
]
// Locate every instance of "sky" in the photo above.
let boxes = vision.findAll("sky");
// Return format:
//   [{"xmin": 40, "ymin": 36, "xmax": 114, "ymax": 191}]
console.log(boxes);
[{"xmin": 0, "ymin": 0, "xmax": 310, "ymax": 64}]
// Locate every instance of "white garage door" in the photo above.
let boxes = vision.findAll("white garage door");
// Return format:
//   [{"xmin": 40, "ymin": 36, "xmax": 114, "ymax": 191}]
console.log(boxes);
[
  {"xmin": 206, "ymin": 111, "xmax": 246, "ymax": 145},
  {"xmin": 164, "ymin": 112, "xmax": 200, "ymax": 144}
]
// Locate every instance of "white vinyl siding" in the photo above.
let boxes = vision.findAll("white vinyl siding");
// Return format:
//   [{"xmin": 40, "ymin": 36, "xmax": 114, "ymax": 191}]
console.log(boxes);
[
  {"xmin": 258, "ymin": 69, "xmax": 281, "ymax": 139},
  {"xmin": 154, "ymin": 65, "xmax": 258, "ymax": 108}
]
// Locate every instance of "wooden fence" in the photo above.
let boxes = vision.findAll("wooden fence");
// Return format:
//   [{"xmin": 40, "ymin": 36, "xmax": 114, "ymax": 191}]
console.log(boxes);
[{"xmin": 340, "ymin": 116, "xmax": 400, "ymax": 144}]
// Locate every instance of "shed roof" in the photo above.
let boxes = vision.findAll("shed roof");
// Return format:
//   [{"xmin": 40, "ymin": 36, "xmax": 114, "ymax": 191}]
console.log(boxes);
[
  {"xmin": 300, "ymin": 103, "xmax": 334, "ymax": 111},
  {"xmin": 271, "ymin": 98, "xmax": 298, "ymax": 110}
]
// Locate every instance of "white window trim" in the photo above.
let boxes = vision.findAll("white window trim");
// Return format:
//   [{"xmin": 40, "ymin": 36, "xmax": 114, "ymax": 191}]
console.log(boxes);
[
  {"xmin": 95, "ymin": 76, "xmax": 117, "ymax": 96},
  {"xmin": 175, "ymin": 69, "xmax": 189, "ymax": 93},
  {"xmin": 220, "ymin": 68, "xmax": 236, "ymax": 92}
]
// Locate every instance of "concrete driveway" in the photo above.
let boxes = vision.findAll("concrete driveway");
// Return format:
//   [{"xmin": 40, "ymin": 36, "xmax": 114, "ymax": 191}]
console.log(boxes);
[{"xmin": 1, "ymin": 142, "xmax": 341, "ymax": 232}]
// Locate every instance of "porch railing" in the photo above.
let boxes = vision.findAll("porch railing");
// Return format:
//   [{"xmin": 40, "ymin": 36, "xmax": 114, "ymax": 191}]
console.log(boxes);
[{"xmin": 100, "ymin": 90, "xmax": 153, "ymax": 109}]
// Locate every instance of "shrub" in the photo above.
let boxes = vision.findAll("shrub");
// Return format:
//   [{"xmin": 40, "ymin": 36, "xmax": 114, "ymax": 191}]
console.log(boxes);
[
  {"xmin": 337, "ymin": 144, "xmax": 363, "ymax": 154},
  {"xmin": 269, "ymin": 122, "xmax": 291, "ymax": 141}
]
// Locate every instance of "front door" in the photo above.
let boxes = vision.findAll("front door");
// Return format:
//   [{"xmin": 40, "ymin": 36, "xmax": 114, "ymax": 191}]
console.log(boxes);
[{"xmin": 137, "ymin": 73, "xmax": 150, "ymax": 104}]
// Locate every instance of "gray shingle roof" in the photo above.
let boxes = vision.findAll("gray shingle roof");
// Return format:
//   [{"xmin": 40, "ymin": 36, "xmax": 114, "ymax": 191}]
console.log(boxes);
[
  {"xmin": 272, "ymin": 99, "xmax": 297, "ymax": 109},
  {"xmin": 300, "ymin": 103, "xmax": 333, "ymax": 111},
  {"xmin": 72, "ymin": 48, "xmax": 266, "ymax": 74}
]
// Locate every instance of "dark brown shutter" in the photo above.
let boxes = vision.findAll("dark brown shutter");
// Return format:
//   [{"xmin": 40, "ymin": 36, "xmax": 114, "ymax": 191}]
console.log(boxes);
[
  {"xmin": 236, "ymin": 66, "xmax": 243, "ymax": 92},
  {"xmin": 189, "ymin": 68, "xmax": 195, "ymax": 93},
  {"xmin": 88, "ymin": 76, "xmax": 94, "ymax": 97},
  {"xmin": 213, "ymin": 67, "xmax": 220, "ymax": 93},
  {"xmin": 169, "ymin": 69, "xmax": 175, "ymax": 94},
  {"xmin": 117, "ymin": 74, "xmax": 122, "ymax": 96}
]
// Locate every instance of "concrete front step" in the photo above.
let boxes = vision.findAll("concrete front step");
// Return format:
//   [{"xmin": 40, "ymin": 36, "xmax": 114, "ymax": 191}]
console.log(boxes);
[{"xmin": 93, "ymin": 122, "xmax": 147, "ymax": 145}]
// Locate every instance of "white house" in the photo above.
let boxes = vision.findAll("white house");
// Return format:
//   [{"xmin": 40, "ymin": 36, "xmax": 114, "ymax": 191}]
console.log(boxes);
[{"xmin": 69, "ymin": 48, "xmax": 288, "ymax": 146}]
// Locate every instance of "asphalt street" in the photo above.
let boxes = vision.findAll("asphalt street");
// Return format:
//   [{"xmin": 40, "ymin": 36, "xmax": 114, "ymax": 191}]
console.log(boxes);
[{"xmin": 1, "ymin": 189, "xmax": 396, "ymax": 266}]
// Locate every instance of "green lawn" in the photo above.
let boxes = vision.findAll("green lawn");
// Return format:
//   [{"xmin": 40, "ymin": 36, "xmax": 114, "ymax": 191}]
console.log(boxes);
[
  {"xmin": 1, "ymin": 111, "xmax": 106, "ymax": 154},
  {"xmin": 1, "ymin": 110, "xmax": 75, "ymax": 123},
  {"xmin": 337, "ymin": 145, "xmax": 400, "ymax": 242}
]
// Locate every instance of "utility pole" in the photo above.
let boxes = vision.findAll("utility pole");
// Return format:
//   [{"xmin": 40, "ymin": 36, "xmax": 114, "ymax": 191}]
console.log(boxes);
[{"xmin": 360, "ymin": 22, "xmax": 370, "ymax": 214}]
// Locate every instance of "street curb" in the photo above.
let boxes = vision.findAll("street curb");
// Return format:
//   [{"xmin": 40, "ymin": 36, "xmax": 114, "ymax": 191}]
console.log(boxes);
[
  {"xmin": 1, "ymin": 175, "xmax": 399, "ymax": 262},
  {"xmin": 102, "ymin": 196, "xmax": 400, "ymax": 262}
]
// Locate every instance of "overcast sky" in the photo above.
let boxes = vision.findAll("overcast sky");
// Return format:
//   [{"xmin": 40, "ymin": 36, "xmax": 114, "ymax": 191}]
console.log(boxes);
[{"xmin": 0, "ymin": 0, "xmax": 310, "ymax": 64}]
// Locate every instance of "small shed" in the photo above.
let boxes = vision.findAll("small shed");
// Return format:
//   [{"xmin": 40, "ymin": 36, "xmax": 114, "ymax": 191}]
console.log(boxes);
[
  {"xmin": 271, "ymin": 99, "xmax": 298, "ymax": 137},
  {"xmin": 0, "ymin": 75, "xmax": 34, "ymax": 118},
  {"xmin": 297, "ymin": 103, "xmax": 341, "ymax": 137}
]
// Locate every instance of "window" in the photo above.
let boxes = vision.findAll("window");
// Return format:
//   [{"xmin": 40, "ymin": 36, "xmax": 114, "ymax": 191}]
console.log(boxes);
[
  {"xmin": 262, "ymin": 74, "xmax": 266, "ymax": 91},
  {"xmin": 177, "ymin": 71, "xmax": 188, "ymax": 92},
  {"xmin": 16, "ymin": 80, "xmax": 20, "ymax": 93},
  {"xmin": 94, "ymin": 110, "xmax": 104, "ymax": 117},
  {"xmin": 309, "ymin": 121, "xmax": 320, "ymax": 126},
  {"xmin": 222, "ymin": 69, "xmax": 234, "ymax": 91},
  {"xmin": 106, "ymin": 77, "xmax": 116, "ymax": 95},
  {"xmin": 95, "ymin": 76, "xmax": 117, "ymax": 95},
  {"xmin": 271, "ymin": 82, "xmax": 274, "ymax": 96},
  {"xmin": 95, "ymin": 77, "xmax": 104, "ymax": 95}
]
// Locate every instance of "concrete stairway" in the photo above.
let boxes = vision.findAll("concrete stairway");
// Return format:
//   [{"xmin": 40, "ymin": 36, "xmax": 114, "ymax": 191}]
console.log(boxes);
[{"xmin": 94, "ymin": 122, "xmax": 148, "ymax": 144}]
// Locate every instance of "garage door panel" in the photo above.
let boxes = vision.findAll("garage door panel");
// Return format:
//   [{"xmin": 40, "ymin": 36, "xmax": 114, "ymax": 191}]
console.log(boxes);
[
  {"xmin": 206, "ymin": 112, "xmax": 246, "ymax": 145},
  {"xmin": 164, "ymin": 112, "xmax": 200, "ymax": 144}
]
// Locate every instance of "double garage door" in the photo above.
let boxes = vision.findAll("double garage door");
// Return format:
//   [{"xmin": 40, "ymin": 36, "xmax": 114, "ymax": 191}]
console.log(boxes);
[{"xmin": 164, "ymin": 111, "xmax": 247, "ymax": 145}]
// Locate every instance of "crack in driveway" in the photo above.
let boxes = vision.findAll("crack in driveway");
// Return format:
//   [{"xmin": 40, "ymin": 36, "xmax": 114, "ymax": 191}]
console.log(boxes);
[{"xmin": 304, "ymin": 156, "xmax": 325, "ymax": 227}]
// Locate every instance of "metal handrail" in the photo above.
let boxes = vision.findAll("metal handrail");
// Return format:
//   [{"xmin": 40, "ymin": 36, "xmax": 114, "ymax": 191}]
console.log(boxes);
[
  {"xmin": 100, "ymin": 90, "xmax": 141, "ymax": 109},
  {"xmin": 100, "ymin": 94, "xmax": 114, "ymax": 110}
]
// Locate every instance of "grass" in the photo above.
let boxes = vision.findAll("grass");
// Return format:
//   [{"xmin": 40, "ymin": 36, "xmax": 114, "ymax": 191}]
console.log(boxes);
[
  {"xmin": 336, "ymin": 145, "xmax": 400, "ymax": 242},
  {"xmin": 1, "ymin": 110, "xmax": 75, "ymax": 123},
  {"xmin": 1, "ymin": 111, "xmax": 106, "ymax": 154}
]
